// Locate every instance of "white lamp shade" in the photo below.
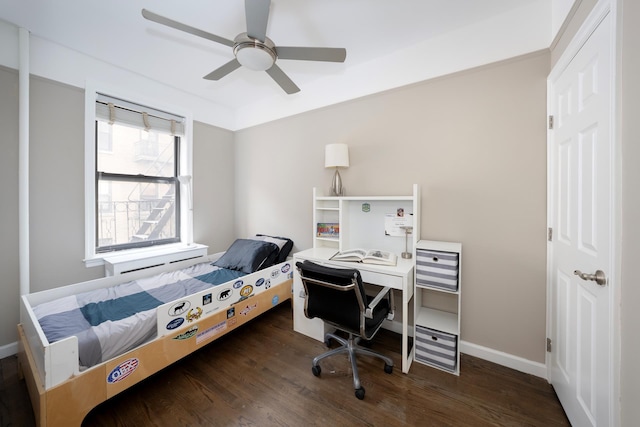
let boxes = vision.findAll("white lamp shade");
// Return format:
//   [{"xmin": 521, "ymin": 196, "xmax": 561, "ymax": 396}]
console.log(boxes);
[{"xmin": 325, "ymin": 144, "xmax": 350, "ymax": 168}]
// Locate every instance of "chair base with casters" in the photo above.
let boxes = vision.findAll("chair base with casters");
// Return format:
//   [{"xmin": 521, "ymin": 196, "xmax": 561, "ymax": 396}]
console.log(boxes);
[
  {"xmin": 295, "ymin": 260, "xmax": 395, "ymax": 400},
  {"xmin": 312, "ymin": 331, "xmax": 393, "ymax": 400}
]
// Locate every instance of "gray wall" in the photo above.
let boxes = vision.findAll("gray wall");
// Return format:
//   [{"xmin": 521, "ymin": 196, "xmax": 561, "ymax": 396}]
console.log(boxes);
[
  {"xmin": 235, "ymin": 51, "xmax": 550, "ymax": 363},
  {"xmin": 0, "ymin": 66, "xmax": 20, "ymax": 347},
  {"xmin": 620, "ymin": 0, "xmax": 640, "ymax": 423},
  {"xmin": 192, "ymin": 121, "xmax": 236, "ymax": 252}
]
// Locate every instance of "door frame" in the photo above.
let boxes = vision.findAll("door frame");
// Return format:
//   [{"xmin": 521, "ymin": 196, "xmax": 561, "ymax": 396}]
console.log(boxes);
[{"xmin": 546, "ymin": 0, "xmax": 621, "ymax": 425}]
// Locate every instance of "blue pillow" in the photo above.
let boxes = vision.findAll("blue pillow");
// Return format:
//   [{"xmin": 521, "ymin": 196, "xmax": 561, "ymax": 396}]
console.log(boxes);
[{"xmin": 213, "ymin": 239, "xmax": 280, "ymax": 274}]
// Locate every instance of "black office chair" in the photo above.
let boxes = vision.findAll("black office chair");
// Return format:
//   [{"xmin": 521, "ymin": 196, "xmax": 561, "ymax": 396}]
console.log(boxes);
[{"xmin": 295, "ymin": 260, "xmax": 395, "ymax": 400}]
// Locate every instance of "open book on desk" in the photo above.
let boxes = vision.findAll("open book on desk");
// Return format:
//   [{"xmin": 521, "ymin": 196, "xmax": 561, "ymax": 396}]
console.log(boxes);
[{"xmin": 330, "ymin": 249, "xmax": 398, "ymax": 266}]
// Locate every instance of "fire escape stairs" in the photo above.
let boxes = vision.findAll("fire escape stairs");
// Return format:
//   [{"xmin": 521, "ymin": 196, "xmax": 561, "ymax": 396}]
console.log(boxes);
[{"xmin": 131, "ymin": 186, "xmax": 175, "ymax": 242}]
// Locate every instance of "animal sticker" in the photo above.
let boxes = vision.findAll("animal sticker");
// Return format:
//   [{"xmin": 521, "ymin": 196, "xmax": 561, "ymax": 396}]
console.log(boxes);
[
  {"xmin": 218, "ymin": 288, "xmax": 232, "ymax": 301},
  {"xmin": 169, "ymin": 300, "xmax": 191, "ymax": 317}
]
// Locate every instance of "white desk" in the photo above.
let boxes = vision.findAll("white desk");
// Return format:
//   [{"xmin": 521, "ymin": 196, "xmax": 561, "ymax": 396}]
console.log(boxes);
[{"xmin": 293, "ymin": 247, "xmax": 415, "ymax": 374}]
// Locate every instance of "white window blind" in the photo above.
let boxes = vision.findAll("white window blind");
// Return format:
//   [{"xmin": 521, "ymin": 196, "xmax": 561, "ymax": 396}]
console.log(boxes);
[{"xmin": 95, "ymin": 93, "xmax": 185, "ymax": 136}]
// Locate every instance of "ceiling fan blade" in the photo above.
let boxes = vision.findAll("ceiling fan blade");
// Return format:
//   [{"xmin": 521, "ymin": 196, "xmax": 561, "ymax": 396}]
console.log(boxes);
[
  {"xmin": 275, "ymin": 46, "xmax": 347, "ymax": 63},
  {"xmin": 265, "ymin": 65, "xmax": 300, "ymax": 94},
  {"xmin": 203, "ymin": 59, "xmax": 242, "ymax": 80},
  {"xmin": 245, "ymin": 0, "xmax": 270, "ymax": 42},
  {"xmin": 142, "ymin": 9, "xmax": 234, "ymax": 48}
]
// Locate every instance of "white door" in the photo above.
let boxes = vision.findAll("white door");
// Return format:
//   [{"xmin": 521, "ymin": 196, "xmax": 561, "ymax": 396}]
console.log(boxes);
[{"xmin": 548, "ymin": 10, "xmax": 613, "ymax": 427}]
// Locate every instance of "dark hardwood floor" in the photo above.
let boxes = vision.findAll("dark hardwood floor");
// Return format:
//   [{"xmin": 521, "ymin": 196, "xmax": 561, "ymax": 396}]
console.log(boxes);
[{"xmin": 1, "ymin": 300, "xmax": 569, "ymax": 426}]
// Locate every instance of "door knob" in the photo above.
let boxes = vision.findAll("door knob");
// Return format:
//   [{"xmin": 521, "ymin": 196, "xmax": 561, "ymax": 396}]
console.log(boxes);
[{"xmin": 573, "ymin": 269, "xmax": 607, "ymax": 286}]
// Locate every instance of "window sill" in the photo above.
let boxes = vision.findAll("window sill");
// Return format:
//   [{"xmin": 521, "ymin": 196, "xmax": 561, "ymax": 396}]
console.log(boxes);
[{"xmin": 85, "ymin": 243, "xmax": 208, "ymax": 275}]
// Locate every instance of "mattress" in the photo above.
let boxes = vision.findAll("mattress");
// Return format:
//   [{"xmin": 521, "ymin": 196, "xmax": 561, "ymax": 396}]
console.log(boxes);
[{"xmin": 32, "ymin": 261, "xmax": 245, "ymax": 368}]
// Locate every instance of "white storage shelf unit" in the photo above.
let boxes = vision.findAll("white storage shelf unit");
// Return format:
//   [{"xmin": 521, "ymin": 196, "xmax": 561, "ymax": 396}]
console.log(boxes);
[
  {"xmin": 413, "ymin": 240, "xmax": 462, "ymax": 375},
  {"xmin": 313, "ymin": 185, "xmax": 420, "ymax": 254}
]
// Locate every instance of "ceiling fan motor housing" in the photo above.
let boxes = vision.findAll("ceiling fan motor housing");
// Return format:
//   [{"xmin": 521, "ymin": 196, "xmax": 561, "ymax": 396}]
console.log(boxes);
[{"xmin": 233, "ymin": 33, "xmax": 277, "ymax": 71}]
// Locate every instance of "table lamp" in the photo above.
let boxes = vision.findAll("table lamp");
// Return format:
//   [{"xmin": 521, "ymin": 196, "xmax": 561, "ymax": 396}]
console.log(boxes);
[{"xmin": 325, "ymin": 143, "xmax": 349, "ymax": 196}]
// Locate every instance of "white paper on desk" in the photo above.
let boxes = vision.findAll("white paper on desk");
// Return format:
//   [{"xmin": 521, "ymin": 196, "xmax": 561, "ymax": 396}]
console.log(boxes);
[{"xmin": 384, "ymin": 214, "xmax": 412, "ymax": 236}]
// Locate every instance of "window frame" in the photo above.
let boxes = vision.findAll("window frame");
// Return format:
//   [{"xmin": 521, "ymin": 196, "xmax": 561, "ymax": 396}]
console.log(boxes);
[{"xmin": 84, "ymin": 82, "xmax": 194, "ymax": 267}]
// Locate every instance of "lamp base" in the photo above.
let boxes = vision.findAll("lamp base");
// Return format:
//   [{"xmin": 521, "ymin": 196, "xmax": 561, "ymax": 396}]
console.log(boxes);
[
  {"xmin": 401, "ymin": 252, "xmax": 413, "ymax": 259},
  {"xmin": 331, "ymin": 168, "xmax": 344, "ymax": 196}
]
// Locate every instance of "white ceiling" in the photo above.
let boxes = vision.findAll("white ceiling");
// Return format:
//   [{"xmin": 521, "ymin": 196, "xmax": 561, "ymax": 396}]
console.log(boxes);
[{"xmin": 0, "ymin": 0, "xmax": 552, "ymax": 129}]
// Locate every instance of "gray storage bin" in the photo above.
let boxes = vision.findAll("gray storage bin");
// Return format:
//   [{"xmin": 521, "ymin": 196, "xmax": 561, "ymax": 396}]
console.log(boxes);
[
  {"xmin": 415, "ymin": 248, "xmax": 459, "ymax": 291},
  {"xmin": 414, "ymin": 325, "xmax": 457, "ymax": 372}
]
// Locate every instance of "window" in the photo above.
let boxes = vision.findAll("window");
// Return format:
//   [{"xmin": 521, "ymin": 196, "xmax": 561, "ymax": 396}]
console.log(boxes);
[{"xmin": 86, "ymin": 91, "xmax": 192, "ymax": 260}]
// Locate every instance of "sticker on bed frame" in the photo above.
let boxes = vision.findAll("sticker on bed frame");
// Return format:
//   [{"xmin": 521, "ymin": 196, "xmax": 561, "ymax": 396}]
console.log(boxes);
[
  {"xmin": 186, "ymin": 307, "xmax": 203, "ymax": 322},
  {"xmin": 233, "ymin": 280, "xmax": 244, "ymax": 289},
  {"xmin": 227, "ymin": 307, "xmax": 235, "ymax": 318},
  {"xmin": 255, "ymin": 278, "xmax": 265, "ymax": 287},
  {"xmin": 240, "ymin": 303, "xmax": 258, "ymax": 316},
  {"xmin": 217, "ymin": 288, "xmax": 233, "ymax": 301},
  {"xmin": 173, "ymin": 325, "xmax": 199, "ymax": 340},
  {"xmin": 240, "ymin": 285, "xmax": 253, "ymax": 297},
  {"xmin": 271, "ymin": 268, "xmax": 280, "ymax": 279},
  {"xmin": 203, "ymin": 293, "xmax": 212, "ymax": 305},
  {"xmin": 107, "ymin": 358, "xmax": 139, "ymax": 384},
  {"xmin": 281, "ymin": 263, "xmax": 291, "ymax": 274},
  {"xmin": 166, "ymin": 317, "xmax": 185, "ymax": 330},
  {"xmin": 272, "ymin": 295, "xmax": 279, "ymax": 306},
  {"xmin": 196, "ymin": 321, "xmax": 227, "ymax": 345},
  {"xmin": 169, "ymin": 300, "xmax": 191, "ymax": 317}
]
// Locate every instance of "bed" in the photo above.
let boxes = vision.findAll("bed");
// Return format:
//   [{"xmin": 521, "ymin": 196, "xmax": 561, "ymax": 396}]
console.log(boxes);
[{"xmin": 17, "ymin": 236, "xmax": 294, "ymax": 427}]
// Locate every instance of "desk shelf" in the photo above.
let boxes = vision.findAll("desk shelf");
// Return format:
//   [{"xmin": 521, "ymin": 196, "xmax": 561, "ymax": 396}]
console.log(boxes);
[{"xmin": 312, "ymin": 186, "xmax": 419, "ymax": 254}]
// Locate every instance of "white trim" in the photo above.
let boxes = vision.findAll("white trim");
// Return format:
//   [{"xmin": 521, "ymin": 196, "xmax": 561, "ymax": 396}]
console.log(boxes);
[
  {"xmin": 0, "ymin": 341, "xmax": 18, "ymax": 359},
  {"xmin": 83, "ymin": 81, "xmax": 195, "ymax": 268},
  {"xmin": 460, "ymin": 340, "xmax": 548, "ymax": 379},
  {"xmin": 18, "ymin": 27, "xmax": 29, "ymax": 296}
]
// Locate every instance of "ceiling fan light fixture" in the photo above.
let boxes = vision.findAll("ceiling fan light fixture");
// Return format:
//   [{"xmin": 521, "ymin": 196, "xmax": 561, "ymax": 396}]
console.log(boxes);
[
  {"xmin": 235, "ymin": 44, "xmax": 276, "ymax": 71},
  {"xmin": 233, "ymin": 33, "xmax": 277, "ymax": 71}
]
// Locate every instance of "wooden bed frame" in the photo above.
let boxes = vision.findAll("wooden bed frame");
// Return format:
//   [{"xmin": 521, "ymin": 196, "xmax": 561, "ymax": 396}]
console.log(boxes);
[{"xmin": 17, "ymin": 254, "xmax": 293, "ymax": 427}]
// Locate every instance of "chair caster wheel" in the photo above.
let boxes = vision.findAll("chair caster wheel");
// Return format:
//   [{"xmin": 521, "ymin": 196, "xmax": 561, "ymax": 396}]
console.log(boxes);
[
  {"xmin": 384, "ymin": 364, "xmax": 393, "ymax": 374},
  {"xmin": 324, "ymin": 337, "xmax": 332, "ymax": 347},
  {"xmin": 355, "ymin": 387, "xmax": 365, "ymax": 400},
  {"xmin": 312, "ymin": 365, "xmax": 321, "ymax": 377}
]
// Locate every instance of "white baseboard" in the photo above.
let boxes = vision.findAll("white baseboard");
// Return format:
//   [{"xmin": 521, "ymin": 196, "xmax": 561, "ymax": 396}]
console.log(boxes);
[
  {"xmin": 382, "ymin": 321, "xmax": 548, "ymax": 380},
  {"xmin": 460, "ymin": 340, "xmax": 548, "ymax": 380},
  {"xmin": 0, "ymin": 341, "xmax": 18, "ymax": 359}
]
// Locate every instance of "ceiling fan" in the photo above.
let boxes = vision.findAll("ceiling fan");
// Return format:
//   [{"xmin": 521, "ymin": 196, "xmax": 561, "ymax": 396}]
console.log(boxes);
[{"xmin": 142, "ymin": 0, "xmax": 347, "ymax": 94}]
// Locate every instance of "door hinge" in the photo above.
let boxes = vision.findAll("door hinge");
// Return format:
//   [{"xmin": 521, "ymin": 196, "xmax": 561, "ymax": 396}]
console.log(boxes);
[
  {"xmin": 548, "ymin": 227, "xmax": 553, "ymax": 242},
  {"xmin": 548, "ymin": 115, "xmax": 554, "ymax": 130},
  {"xmin": 547, "ymin": 337, "xmax": 552, "ymax": 352}
]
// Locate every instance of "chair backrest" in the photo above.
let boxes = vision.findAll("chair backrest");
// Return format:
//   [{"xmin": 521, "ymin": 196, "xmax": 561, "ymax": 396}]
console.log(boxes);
[{"xmin": 296, "ymin": 260, "xmax": 367, "ymax": 335}]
